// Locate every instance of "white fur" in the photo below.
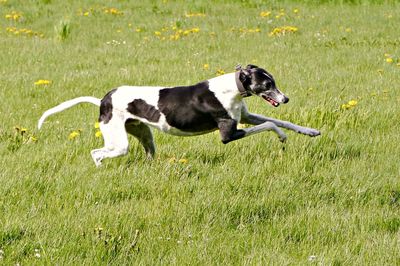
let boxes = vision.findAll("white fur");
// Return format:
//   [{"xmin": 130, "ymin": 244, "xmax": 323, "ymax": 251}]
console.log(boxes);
[
  {"xmin": 208, "ymin": 73, "xmax": 243, "ymax": 121},
  {"xmin": 38, "ymin": 96, "xmax": 100, "ymax": 129}
]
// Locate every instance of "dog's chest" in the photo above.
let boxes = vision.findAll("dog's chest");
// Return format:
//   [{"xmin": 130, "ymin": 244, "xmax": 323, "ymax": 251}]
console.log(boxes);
[
  {"xmin": 213, "ymin": 94, "xmax": 242, "ymax": 121},
  {"xmin": 208, "ymin": 75, "xmax": 243, "ymax": 121}
]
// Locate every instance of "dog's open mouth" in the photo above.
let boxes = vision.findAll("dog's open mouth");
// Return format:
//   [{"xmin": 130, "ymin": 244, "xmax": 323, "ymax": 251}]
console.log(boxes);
[{"xmin": 262, "ymin": 95, "xmax": 280, "ymax": 107}]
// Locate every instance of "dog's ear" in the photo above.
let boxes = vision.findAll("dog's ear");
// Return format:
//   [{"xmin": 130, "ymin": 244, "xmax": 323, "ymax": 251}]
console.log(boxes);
[
  {"xmin": 236, "ymin": 64, "xmax": 254, "ymax": 81},
  {"xmin": 239, "ymin": 68, "xmax": 252, "ymax": 82},
  {"xmin": 246, "ymin": 64, "xmax": 259, "ymax": 70}
]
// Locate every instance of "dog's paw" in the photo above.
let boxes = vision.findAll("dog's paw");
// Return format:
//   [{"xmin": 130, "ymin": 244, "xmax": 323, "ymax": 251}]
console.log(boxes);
[
  {"xmin": 307, "ymin": 128, "xmax": 321, "ymax": 137},
  {"xmin": 298, "ymin": 127, "xmax": 321, "ymax": 137},
  {"xmin": 279, "ymin": 134, "xmax": 287, "ymax": 143},
  {"xmin": 91, "ymin": 150, "xmax": 103, "ymax": 167}
]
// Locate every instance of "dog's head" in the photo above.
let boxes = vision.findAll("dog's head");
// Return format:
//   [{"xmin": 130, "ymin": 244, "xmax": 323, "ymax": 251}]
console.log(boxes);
[{"xmin": 237, "ymin": 64, "xmax": 289, "ymax": 107}]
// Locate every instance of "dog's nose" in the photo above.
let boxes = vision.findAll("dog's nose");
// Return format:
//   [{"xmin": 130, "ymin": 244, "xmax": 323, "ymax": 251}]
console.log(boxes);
[{"xmin": 283, "ymin": 96, "xmax": 289, "ymax": 104}]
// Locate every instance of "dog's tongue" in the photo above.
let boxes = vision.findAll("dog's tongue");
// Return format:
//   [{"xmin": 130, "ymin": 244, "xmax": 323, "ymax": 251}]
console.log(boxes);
[
  {"xmin": 263, "ymin": 96, "xmax": 279, "ymax": 107},
  {"xmin": 270, "ymin": 99, "xmax": 279, "ymax": 107}
]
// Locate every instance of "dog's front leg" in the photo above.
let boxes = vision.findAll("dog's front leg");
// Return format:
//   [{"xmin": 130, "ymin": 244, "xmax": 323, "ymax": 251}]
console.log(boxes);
[
  {"xmin": 241, "ymin": 111, "xmax": 320, "ymax": 137},
  {"xmin": 218, "ymin": 118, "xmax": 287, "ymax": 144}
]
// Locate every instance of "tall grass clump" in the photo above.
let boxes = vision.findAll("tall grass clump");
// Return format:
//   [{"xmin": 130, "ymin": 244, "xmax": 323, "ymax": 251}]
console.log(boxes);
[{"xmin": 54, "ymin": 19, "xmax": 71, "ymax": 41}]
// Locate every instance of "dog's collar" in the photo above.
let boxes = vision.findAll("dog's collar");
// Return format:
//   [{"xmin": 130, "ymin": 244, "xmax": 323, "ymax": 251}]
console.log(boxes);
[{"xmin": 235, "ymin": 71, "xmax": 252, "ymax": 97}]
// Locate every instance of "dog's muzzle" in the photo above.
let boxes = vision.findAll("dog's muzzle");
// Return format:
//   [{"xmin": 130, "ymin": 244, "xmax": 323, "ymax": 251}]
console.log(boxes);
[{"xmin": 261, "ymin": 92, "xmax": 289, "ymax": 107}]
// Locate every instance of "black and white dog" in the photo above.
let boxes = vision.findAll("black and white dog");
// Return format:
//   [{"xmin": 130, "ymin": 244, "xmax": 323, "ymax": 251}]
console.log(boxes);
[{"xmin": 38, "ymin": 64, "xmax": 320, "ymax": 166}]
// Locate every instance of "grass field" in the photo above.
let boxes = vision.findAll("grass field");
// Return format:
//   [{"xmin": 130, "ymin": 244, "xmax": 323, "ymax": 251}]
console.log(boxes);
[{"xmin": 1, "ymin": 0, "xmax": 400, "ymax": 264}]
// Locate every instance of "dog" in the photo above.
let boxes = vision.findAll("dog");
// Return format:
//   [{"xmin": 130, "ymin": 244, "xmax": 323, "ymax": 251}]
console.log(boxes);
[{"xmin": 38, "ymin": 64, "xmax": 320, "ymax": 166}]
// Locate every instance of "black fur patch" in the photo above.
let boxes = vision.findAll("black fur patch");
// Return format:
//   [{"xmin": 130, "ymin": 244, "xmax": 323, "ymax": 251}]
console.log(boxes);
[
  {"xmin": 99, "ymin": 89, "xmax": 117, "ymax": 124},
  {"xmin": 158, "ymin": 81, "xmax": 231, "ymax": 132},
  {"xmin": 127, "ymin": 99, "xmax": 161, "ymax": 123}
]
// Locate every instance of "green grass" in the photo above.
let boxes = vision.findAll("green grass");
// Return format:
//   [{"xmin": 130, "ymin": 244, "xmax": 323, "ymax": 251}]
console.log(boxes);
[{"xmin": 1, "ymin": 0, "xmax": 400, "ymax": 264}]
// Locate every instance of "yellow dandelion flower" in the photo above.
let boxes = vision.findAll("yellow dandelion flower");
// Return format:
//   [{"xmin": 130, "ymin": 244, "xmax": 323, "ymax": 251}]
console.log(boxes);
[
  {"xmin": 216, "ymin": 69, "xmax": 225, "ymax": 76},
  {"xmin": 105, "ymin": 7, "xmax": 123, "ymax": 15},
  {"xmin": 293, "ymin": 8, "xmax": 299, "ymax": 14},
  {"xmin": 341, "ymin": 104, "xmax": 350, "ymax": 110},
  {"xmin": 203, "ymin": 64, "xmax": 210, "ymax": 70},
  {"xmin": 94, "ymin": 122, "xmax": 100, "ymax": 129},
  {"xmin": 15, "ymin": 126, "xmax": 28, "ymax": 134},
  {"xmin": 178, "ymin": 158, "xmax": 188, "ymax": 164},
  {"xmin": 260, "ymin": 11, "xmax": 271, "ymax": 17},
  {"xmin": 348, "ymin": 100, "xmax": 358, "ymax": 107},
  {"xmin": 168, "ymin": 157, "xmax": 176, "ymax": 163},
  {"xmin": 34, "ymin": 79, "xmax": 52, "ymax": 86},
  {"xmin": 5, "ymin": 11, "xmax": 22, "ymax": 21},
  {"xmin": 135, "ymin": 28, "xmax": 142, "ymax": 32},
  {"xmin": 170, "ymin": 34, "xmax": 180, "ymax": 40},
  {"xmin": 191, "ymin": 27, "xmax": 200, "ymax": 33},
  {"xmin": 28, "ymin": 135, "xmax": 38, "ymax": 143},
  {"xmin": 269, "ymin": 26, "xmax": 298, "ymax": 36},
  {"xmin": 154, "ymin": 31, "xmax": 162, "ymax": 36},
  {"xmin": 185, "ymin": 13, "xmax": 206, "ymax": 18},
  {"xmin": 341, "ymin": 100, "xmax": 358, "ymax": 110},
  {"xmin": 95, "ymin": 131, "xmax": 102, "ymax": 138},
  {"xmin": 6, "ymin": 27, "xmax": 16, "ymax": 33},
  {"xmin": 386, "ymin": 58, "xmax": 393, "ymax": 63},
  {"xmin": 94, "ymin": 227, "xmax": 104, "ymax": 236},
  {"xmin": 68, "ymin": 130, "xmax": 80, "ymax": 140}
]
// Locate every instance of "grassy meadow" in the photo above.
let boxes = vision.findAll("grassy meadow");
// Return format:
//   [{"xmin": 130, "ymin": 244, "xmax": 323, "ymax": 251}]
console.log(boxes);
[{"xmin": 1, "ymin": 0, "xmax": 400, "ymax": 264}]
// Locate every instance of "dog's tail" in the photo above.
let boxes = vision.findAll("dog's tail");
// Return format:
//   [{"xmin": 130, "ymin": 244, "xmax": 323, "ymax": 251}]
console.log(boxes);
[{"xmin": 38, "ymin": 96, "xmax": 101, "ymax": 130}]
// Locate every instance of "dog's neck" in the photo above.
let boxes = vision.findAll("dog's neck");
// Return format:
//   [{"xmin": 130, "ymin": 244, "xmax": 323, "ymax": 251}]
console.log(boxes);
[{"xmin": 235, "ymin": 71, "xmax": 252, "ymax": 98}]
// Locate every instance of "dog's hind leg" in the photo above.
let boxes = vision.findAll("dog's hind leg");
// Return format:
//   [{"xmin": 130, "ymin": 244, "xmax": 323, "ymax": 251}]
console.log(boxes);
[
  {"xmin": 91, "ymin": 118, "xmax": 129, "ymax": 167},
  {"xmin": 125, "ymin": 120, "xmax": 155, "ymax": 159}
]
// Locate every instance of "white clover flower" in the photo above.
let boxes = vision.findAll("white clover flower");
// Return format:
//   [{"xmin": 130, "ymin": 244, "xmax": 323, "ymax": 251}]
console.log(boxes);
[{"xmin": 34, "ymin": 249, "xmax": 41, "ymax": 258}]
